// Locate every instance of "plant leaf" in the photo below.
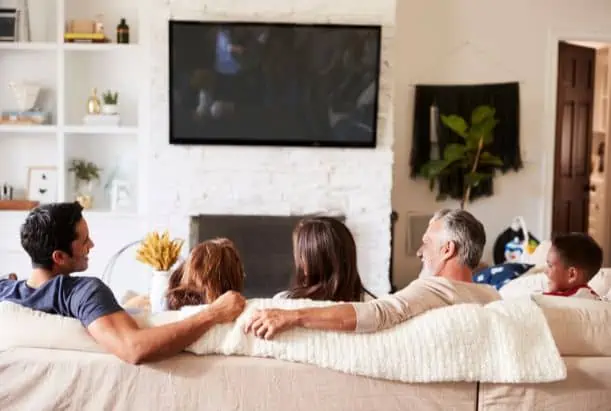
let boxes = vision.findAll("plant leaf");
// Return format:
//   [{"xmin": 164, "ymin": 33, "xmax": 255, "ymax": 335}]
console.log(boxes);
[
  {"xmin": 470, "ymin": 117, "xmax": 499, "ymax": 144},
  {"xmin": 471, "ymin": 105, "xmax": 496, "ymax": 125},
  {"xmin": 479, "ymin": 152, "xmax": 504, "ymax": 167},
  {"xmin": 420, "ymin": 159, "xmax": 451, "ymax": 178},
  {"xmin": 440, "ymin": 114, "xmax": 468, "ymax": 139},
  {"xmin": 466, "ymin": 134, "xmax": 481, "ymax": 150},
  {"xmin": 464, "ymin": 172, "xmax": 493, "ymax": 188},
  {"xmin": 443, "ymin": 143, "xmax": 467, "ymax": 162}
]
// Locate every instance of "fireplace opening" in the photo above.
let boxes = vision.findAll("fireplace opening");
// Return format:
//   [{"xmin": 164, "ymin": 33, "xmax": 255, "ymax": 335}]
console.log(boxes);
[{"xmin": 190, "ymin": 214, "xmax": 344, "ymax": 298}]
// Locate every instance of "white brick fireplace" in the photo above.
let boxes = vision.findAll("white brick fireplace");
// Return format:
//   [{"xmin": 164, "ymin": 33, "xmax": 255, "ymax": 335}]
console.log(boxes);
[{"xmin": 1, "ymin": 0, "xmax": 396, "ymax": 298}]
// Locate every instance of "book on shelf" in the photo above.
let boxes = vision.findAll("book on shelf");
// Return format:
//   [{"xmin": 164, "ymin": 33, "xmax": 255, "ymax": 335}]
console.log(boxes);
[{"xmin": 0, "ymin": 110, "xmax": 50, "ymax": 125}]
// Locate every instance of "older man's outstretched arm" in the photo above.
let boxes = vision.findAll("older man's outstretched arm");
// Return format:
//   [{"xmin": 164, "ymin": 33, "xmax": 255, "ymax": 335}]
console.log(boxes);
[{"xmin": 244, "ymin": 278, "xmax": 448, "ymax": 339}]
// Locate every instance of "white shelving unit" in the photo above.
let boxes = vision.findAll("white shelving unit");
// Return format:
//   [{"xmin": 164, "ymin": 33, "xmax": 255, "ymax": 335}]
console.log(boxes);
[{"xmin": 0, "ymin": 0, "xmax": 143, "ymax": 214}]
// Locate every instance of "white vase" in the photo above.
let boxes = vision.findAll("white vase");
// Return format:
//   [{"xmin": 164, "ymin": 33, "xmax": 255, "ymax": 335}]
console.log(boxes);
[
  {"xmin": 101, "ymin": 104, "xmax": 118, "ymax": 115},
  {"xmin": 149, "ymin": 270, "xmax": 170, "ymax": 313}
]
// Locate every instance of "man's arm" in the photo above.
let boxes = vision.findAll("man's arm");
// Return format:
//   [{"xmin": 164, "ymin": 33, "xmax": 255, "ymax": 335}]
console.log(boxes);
[
  {"xmin": 244, "ymin": 304, "xmax": 357, "ymax": 340},
  {"xmin": 88, "ymin": 291, "xmax": 244, "ymax": 364},
  {"xmin": 245, "ymin": 279, "xmax": 445, "ymax": 339}
]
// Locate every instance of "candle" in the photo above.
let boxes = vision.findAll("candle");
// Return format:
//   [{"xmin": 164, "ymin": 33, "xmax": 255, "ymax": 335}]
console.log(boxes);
[{"xmin": 430, "ymin": 103, "xmax": 439, "ymax": 160}]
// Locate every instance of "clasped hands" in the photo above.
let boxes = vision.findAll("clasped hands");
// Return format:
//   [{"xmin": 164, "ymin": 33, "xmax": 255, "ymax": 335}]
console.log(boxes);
[{"xmin": 210, "ymin": 291, "xmax": 297, "ymax": 340}]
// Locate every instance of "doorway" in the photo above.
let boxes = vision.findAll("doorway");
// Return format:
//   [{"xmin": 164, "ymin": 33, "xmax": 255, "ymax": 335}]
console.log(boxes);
[{"xmin": 553, "ymin": 40, "xmax": 611, "ymax": 263}]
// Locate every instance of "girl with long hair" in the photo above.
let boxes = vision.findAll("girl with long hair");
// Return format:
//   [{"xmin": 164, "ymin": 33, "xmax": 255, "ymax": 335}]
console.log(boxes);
[
  {"xmin": 278, "ymin": 216, "xmax": 363, "ymax": 302},
  {"xmin": 166, "ymin": 238, "xmax": 245, "ymax": 310}
]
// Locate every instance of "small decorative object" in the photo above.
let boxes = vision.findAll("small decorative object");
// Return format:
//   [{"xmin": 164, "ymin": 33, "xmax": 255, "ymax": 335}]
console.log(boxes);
[
  {"xmin": 94, "ymin": 13, "xmax": 104, "ymax": 35},
  {"xmin": 0, "ymin": 81, "xmax": 49, "ymax": 125},
  {"xmin": 0, "ymin": 183, "xmax": 13, "ymax": 200},
  {"xmin": 68, "ymin": 159, "xmax": 101, "ymax": 209},
  {"xmin": 86, "ymin": 88, "xmax": 101, "ymax": 115},
  {"xmin": 136, "ymin": 231, "xmax": 184, "ymax": 313},
  {"xmin": 64, "ymin": 18, "xmax": 107, "ymax": 43},
  {"xmin": 110, "ymin": 179, "xmax": 131, "ymax": 211},
  {"xmin": 420, "ymin": 105, "xmax": 503, "ymax": 209},
  {"xmin": 18, "ymin": 0, "xmax": 31, "ymax": 42},
  {"xmin": 116, "ymin": 18, "xmax": 129, "ymax": 44},
  {"xmin": 27, "ymin": 166, "xmax": 57, "ymax": 204},
  {"xmin": 0, "ymin": 8, "xmax": 18, "ymax": 42},
  {"xmin": 9, "ymin": 81, "xmax": 40, "ymax": 111},
  {"xmin": 101, "ymin": 90, "xmax": 119, "ymax": 115}
]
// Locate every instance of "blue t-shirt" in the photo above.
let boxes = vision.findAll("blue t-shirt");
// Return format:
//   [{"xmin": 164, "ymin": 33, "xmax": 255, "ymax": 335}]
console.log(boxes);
[{"xmin": 0, "ymin": 276, "xmax": 123, "ymax": 326}]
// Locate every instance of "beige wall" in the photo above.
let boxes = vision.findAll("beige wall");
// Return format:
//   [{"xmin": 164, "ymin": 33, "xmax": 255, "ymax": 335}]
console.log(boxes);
[{"xmin": 392, "ymin": 0, "xmax": 611, "ymax": 288}]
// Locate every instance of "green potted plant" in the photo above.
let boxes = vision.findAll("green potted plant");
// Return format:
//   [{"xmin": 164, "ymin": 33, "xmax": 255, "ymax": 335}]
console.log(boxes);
[
  {"xmin": 420, "ymin": 105, "xmax": 504, "ymax": 209},
  {"xmin": 68, "ymin": 159, "xmax": 102, "ymax": 209},
  {"xmin": 101, "ymin": 90, "xmax": 119, "ymax": 115}
]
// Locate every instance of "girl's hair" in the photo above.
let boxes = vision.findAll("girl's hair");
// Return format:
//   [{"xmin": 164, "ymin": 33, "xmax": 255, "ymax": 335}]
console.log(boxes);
[
  {"xmin": 286, "ymin": 216, "xmax": 362, "ymax": 302},
  {"xmin": 166, "ymin": 238, "xmax": 245, "ymax": 310}
]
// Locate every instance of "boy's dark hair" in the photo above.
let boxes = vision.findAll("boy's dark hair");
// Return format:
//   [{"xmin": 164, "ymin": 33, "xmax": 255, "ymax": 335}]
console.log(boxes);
[
  {"xmin": 552, "ymin": 233, "xmax": 603, "ymax": 281},
  {"xmin": 20, "ymin": 202, "xmax": 84, "ymax": 270}
]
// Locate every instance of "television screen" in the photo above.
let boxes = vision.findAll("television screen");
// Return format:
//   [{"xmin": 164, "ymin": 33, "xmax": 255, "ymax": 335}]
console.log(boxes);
[{"xmin": 169, "ymin": 21, "xmax": 382, "ymax": 147}]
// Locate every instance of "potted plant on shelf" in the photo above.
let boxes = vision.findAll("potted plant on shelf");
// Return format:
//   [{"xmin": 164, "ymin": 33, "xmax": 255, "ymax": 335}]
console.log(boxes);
[
  {"xmin": 68, "ymin": 158, "xmax": 101, "ymax": 209},
  {"xmin": 101, "ymin": 90, "xmax": 119, "ymax": 115},
  {"xmin": 136, "ymin": 230, "xmax": 185, "ymax": 313}
]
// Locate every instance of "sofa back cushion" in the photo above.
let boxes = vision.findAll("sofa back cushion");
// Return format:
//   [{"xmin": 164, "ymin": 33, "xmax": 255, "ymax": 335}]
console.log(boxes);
[
  {"xmin": 589, "ymin": 268, "xmax": 611, "ymax": 298},
  {"xmin": 532, "ymin": 294, "xmax": 611, "ymax": 356},
  {"xmin": 499, "ymin": 269, "xmax": 611, "ymax": 299}
]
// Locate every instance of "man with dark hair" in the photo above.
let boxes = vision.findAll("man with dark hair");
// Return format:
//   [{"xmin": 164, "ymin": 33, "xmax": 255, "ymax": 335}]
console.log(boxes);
[
  {"xmin": 0, "ymin": 202, "xmax": 246, "ymax": 364},
  {"xmin": 543, "ymin": 232, "xmax": 603, "ymax": 300}
]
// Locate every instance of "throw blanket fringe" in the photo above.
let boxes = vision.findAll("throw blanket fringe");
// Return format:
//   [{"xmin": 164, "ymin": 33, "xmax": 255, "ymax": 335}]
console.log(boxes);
[{"xmin": 0, "ymin": 297, "xmax": 566, "ymax": 384}]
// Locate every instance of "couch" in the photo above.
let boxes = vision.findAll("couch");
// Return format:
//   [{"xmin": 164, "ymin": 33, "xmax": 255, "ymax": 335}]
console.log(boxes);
[
  {"xmin": 0, "ymin": 349, "xmax": 610, "ymax": 411},
  {"xmin": 1, "ymin": 268, "xmax": 610, "ymax": 411}
]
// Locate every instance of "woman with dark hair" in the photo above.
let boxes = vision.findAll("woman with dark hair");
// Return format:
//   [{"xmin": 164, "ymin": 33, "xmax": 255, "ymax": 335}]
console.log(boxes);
[
  {"xmin": 276, "ymin": 216, "xmax": 363, "ymax": 302},
  {"xmin": 166, "ymin": 238, "xmax": 245, "ymax": 310}
]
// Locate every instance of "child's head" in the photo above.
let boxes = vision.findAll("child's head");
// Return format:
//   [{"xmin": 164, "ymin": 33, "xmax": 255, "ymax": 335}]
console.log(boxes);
[
  {"xmin": 166, "ymin": 238, "xmax": 244, "ymax": 310},
  {"xmin": 288, "ymin": 216, "xmax": 363, "ymax": 302},
  {"xmin": 546, "ymin": 233, "xmax": 602, "ymax": 293}
]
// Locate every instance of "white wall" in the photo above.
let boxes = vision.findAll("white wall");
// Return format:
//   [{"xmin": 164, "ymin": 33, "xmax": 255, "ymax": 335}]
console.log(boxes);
[{"xmin": 391, "ymin": 0, "xmax": 611, "ymax": 288}]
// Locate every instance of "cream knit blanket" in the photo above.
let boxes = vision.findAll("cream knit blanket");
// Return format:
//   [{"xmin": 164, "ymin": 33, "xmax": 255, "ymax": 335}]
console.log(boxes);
[{"xmin": 0, "ymin": 297, "xmax": 566, "ymax": 384}]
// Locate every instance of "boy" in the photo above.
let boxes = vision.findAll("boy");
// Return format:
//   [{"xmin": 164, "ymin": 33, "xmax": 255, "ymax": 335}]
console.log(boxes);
[{"xmin": 544, "ymin": 233, "xmax": 602, "ymax": 300}]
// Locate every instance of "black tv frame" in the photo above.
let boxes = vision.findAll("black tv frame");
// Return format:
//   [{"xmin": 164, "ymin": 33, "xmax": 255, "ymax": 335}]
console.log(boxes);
[{"xmin": 168, "ymin": 20, "xmax": 383, "ymax": 148}]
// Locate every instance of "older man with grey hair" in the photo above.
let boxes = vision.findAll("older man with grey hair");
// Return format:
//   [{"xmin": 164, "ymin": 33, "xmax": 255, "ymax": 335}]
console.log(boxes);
[{"xmin": 245, "ymin": 208, "xmax": 500, "ymax": 339}]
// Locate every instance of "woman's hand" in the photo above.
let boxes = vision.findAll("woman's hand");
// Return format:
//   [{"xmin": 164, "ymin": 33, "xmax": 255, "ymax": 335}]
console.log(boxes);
[{"xmin": 244, "ymin": 309, "xmax": 299, "ymax": 340}]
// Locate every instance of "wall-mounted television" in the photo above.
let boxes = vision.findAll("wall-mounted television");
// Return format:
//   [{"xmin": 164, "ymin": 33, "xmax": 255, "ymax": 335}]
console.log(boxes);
[{"xmin": 169, "ymin": 20, "xmax": 382, "ymax": 148}]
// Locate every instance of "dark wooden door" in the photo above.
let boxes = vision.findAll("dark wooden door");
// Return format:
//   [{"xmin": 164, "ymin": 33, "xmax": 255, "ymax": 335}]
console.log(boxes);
[{"xmin": 552, "ymin": 42, "xmax": 595, "ymax": 235}]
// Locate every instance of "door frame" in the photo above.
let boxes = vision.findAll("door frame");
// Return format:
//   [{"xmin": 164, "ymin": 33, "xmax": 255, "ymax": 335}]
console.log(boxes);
[{"xmin": 542, "ymin": 29, "xmax": 611, "ymax": 239}]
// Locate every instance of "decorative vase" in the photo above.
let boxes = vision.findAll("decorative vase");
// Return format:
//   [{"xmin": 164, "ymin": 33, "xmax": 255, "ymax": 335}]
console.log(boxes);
[
  {"xmin": 101, "ymin": 104, "xmax": 118, "ymax": 115},
  {"xmin": 149, "ymin": 270, "xmax": 170, "ymax": 313},
  {"xmin": 87, "ymin": 88, "xmax": 101, "ymax": 115},
  {"xmin": 75, "ymin": 180, "xmax": 94, "ymax": 209}
]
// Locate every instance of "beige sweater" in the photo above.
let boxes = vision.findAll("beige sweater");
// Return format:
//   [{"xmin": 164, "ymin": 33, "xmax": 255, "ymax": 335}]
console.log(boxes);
[{"xmin": 352, "ymin": 277, "xmax": 501, "ymax": 333}]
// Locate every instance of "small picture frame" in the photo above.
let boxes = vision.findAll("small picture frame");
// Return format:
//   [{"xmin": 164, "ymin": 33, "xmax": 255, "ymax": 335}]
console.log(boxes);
[
  {"xmin": 27, "ymin": 166, "xmax": 58, "ymax": 204},
  {"xmin": 0, "ymin": 8, "xmax": 18, "ymax": 42},
  {"xmin": 110, "ymin": 179, "xmax": 131, "ymax": 211}
]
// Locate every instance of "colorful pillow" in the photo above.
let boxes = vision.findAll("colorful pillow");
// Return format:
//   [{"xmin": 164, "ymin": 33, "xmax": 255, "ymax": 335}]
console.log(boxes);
[{"xmin": 473, "ymin": 263, "xmax": 534, "ymax": 290}]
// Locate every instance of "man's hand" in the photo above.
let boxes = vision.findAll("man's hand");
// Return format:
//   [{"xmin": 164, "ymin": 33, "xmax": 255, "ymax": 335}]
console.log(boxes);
[
  {"xmin": 208, "ymin": 291, "xmax": 246, "ymax": 323},
  {"xmin": 87, "ymin": 291, "xmax": 246, "ymax": 364},
  {"xmin": 244, "ymin": 308, "xmax": 299, "ymax": 340}
]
